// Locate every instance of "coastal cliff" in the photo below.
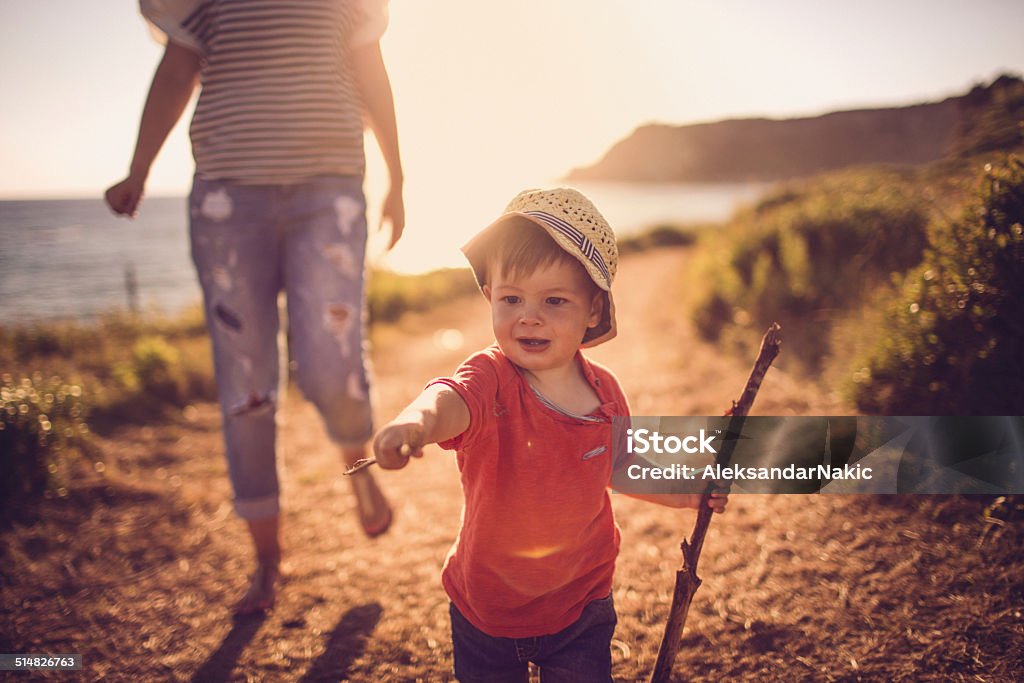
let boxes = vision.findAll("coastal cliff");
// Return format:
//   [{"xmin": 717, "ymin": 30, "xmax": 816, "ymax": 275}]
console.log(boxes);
[{"xmin": 568, "ymin": 74, "xmax": 1023, "ymax": 182}]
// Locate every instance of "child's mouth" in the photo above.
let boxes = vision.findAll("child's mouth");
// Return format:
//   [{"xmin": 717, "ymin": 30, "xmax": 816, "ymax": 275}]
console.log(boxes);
[{"xmin": 517, "ymin": 337, "xmax": 551, "ymax": 352}]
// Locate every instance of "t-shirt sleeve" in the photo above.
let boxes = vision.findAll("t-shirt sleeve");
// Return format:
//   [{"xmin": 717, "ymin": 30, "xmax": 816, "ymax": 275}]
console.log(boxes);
[
  {"xmin": 594, "ymin": 368, "xmax": 633, "ymax": 473},
  {"xmin": 597, "ymin": 366, "xmax": 631, "ymax": 419},
  {"xmin": 139, "ymin": 0, "xmax": 209, "ymax": 55},
  {"xmin": 348, "ymin": 0, "xmax": 390, "ymax": 47},
  {"xmin": 427, "ymin": 351, "xmax": 500, "ymax": 452}
]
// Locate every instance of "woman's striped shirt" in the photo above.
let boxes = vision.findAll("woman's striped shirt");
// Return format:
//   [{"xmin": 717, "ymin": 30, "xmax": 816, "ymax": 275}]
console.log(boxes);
[{"xmin": 141, "ymin": 0, "xmax": 388, "ymax": 184}]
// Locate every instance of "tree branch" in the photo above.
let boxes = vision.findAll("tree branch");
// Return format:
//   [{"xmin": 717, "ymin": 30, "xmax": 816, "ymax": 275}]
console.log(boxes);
[{"xmin": 650, "ymin": 323, "xmax": 782, "ymax": 683}]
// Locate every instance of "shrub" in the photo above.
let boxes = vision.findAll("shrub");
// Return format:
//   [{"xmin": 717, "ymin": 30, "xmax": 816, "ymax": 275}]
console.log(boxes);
[
  {"xmin": 852, "ymin": 156, "xmax": 1024, "ymax": 414},
  {"xmin": 367, "ymin": 267, "xmax": 478, "ymax": 324},
  {"xmin": 951, "ymin": 75, "xmax": 1024, "ymax": 158},
  {"xmin": 691, "ymin": 170, "xmax": 931, "ymax": 363},
  {"xmin": 618, "ymin": 224, "xmax": 699, "ymax": 255},
  {"xmin": 8, "ymin": 321, "xmax": 103, "ymax": 362},
  {"xmin": 110, "ymin": 335, "xmax": 193, "ymax": 412},
  {"xmin": 0, "ymin": 373, "xmax": 94, "ymax": 507}
]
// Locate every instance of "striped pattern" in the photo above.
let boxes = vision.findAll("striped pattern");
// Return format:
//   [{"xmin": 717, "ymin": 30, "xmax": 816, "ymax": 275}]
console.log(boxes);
[
  {"xmin": 523, "ymin": 210, "xmax": 612, "ymax": 285},
  {"xmin": 175, "ymin": 1, "xmax": 383, "ymax": 184},
  {"xmin": 530, "ymin": 385, "xmax": 604, "ymax": 423}
]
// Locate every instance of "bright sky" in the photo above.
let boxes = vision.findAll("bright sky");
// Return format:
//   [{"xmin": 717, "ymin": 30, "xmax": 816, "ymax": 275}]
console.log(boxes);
[{"xmin": 1, "ymin": 0, "xmax": 1022, "ymax": 269}]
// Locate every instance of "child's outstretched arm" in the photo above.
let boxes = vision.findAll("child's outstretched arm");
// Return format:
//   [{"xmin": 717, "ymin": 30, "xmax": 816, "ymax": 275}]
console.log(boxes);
[{"xmin": 373, "ymin": 385, "xmax": 470, "ymax": 469}]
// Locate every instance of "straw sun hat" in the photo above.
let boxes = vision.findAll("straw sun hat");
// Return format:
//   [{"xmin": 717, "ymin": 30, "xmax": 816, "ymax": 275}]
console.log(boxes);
[{"xmin": 463, "ymin": 188, "xmax": 618, "ymax": 347}]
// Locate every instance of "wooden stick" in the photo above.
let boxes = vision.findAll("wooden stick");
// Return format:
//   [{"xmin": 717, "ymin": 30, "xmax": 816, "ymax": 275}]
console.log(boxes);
[
  {"xmin": 342, "ymin": 444, "xmax": 413, "ymax": 476},
  {"xmin": 650, "ymin": 323, "xmax": 782, "ymax": 683},
  {"xmin": 343, "ymin": 458, "xmax": 377, "ymax": 475}
]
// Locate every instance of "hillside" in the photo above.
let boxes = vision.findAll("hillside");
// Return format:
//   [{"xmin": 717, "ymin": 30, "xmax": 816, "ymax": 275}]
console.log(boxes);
[{"xmin": 568, "ymin": 74, "xmax": 1024, "ymax": 182}]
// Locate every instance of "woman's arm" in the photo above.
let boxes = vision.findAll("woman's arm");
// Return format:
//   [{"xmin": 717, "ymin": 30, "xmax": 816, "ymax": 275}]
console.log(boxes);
[
  {"xmin": 105, "ymin": 41, "xmax": 200, "ymax": 217},
  {"xmin": 349, "ymin": 41, "xmax": 405, "ymax": 247}
]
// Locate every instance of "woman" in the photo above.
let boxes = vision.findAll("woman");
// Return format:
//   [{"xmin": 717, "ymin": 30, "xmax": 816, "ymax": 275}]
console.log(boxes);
[{"xmin": 106, "ymin": 0, "xmax": 404, "ymax": 615}]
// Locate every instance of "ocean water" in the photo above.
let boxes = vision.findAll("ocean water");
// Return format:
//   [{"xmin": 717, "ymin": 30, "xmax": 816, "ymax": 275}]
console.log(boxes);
[
  {"xmin": 0, "ymin": 197, "xmax": 198, "ymax": 322},
  {"xmin": 0, "ymin": 181, "xmax": 770, "ymax": 323}
]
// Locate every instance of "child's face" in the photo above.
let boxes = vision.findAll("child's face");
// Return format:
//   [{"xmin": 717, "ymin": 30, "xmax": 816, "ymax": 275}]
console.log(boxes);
[{"xmin": 483, "ymin": 258, "xmax": 602, "ymax": 375}]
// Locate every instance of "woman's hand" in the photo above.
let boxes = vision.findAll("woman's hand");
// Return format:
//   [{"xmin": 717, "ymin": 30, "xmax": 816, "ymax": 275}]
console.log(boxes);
[
  {"xmin": 105, "ymin": 174, "xmax": 147, "ymax": 218},
  {"xmin": 380, "ymin": 181, "xmax": 405, "ymax": 249}
]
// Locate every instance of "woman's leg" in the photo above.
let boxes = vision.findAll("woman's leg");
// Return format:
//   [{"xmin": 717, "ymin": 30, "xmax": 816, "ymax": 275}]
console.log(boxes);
[
  {"xmin": 236, "ymin": 515, "xmax": 281, "ymax": 614},
  {"xmin": 280, "ymin": 175, "xmax": 391, "ymax": 536},
  {"xmin": 190, "ymin": 177, "xmax": 287, "ymax": 612}
]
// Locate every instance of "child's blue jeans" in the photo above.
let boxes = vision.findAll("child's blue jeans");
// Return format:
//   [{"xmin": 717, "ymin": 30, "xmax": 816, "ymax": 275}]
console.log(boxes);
[
  {"xmin": 449, "ymin": 594, "xmax": 617, "ymax": 682},
  {"xmin": 189, "ymin": 174, "xmax": 373, "ymax": 520}
]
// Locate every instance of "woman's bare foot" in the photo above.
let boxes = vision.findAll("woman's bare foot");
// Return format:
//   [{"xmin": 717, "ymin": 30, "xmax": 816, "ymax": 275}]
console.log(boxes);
[
  {"xmin": 349, "ymin": 469, "xmax": 393, "ymax": 538},
  {"xmin": 233, "ymin": 561, "xmax": 280, "ymax": 617},
  {"xmin": 343, "ymin": 447, "xmax": 393, "ymax": 538}
]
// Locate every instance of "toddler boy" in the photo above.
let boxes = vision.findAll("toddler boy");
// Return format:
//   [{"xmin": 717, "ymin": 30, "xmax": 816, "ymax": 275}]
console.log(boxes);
[{"xmin": 373, "ymin": 188, "xmax": 726, "ymax": 681}]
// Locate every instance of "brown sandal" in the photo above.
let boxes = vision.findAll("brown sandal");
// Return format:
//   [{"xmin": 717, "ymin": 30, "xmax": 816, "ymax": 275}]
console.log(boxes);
[{"xmin": 349, "ymin": 469, "xmax": 393, "ymax": 538}]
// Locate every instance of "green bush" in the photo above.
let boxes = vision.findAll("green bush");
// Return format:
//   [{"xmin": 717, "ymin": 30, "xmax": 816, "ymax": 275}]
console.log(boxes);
[
  {"xmin": 367, "ymin": 267, "xmax": 478, "ymax": 324},
  {"xmin": 0, "ymin": 373, "xmax": 94, "ymax": 506},
  {"xmin": 3, "ymin": 308, "xmax": 217, "ymax": 435},
  {"xmin": 106, "ymin": 335, "xmax": 209, "ymax": 419},
  {"xmin": 8, "ymin": 321, "xmax": 103, "ymax": 362},
  {"xmin": 133, "ymin": 336, "xmax": 183, "ymax": 403},
  {"xmin": 852, "ymin": 156, "xmax": 1024, "ymax": 414},
  {"xmin": 618, "ymin": 224, "xmax": 699, "ymax": 255},
  {"xmin": 691, "ymin": 170, "xmax": 931, "ymax": 363},
  {"xmin": 951, "ymin": 75, "xmax": 1024, "ymax": 158}
]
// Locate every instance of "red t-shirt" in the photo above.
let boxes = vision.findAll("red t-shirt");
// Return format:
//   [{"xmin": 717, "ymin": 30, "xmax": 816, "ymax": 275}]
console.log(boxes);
[{"xmin": 430, "ymin": 345, "xmax": 630, "ymax": 638}]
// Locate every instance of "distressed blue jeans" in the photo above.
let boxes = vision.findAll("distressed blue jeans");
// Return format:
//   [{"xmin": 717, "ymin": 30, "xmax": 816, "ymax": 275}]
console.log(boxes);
[
  {"xmin": 189, "ymin": 175, "xmax": 373, "ymax": 520},
  {"xmin": 449, "ymin": 595, "xmax": 617, "ymax": 682}
]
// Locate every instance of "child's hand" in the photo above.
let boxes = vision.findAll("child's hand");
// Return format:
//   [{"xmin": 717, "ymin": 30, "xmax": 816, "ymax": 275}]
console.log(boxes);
[
  {"xmin": 674, "ymin": 491, "xmax": 728, "ymax": 512},
  {"xmin": 706, "ymin": 490, "xmax": 728, "ymax": 513},
  {"xmin": 372, "ymin": 422, "xmax": 425, "ymax": 470}
]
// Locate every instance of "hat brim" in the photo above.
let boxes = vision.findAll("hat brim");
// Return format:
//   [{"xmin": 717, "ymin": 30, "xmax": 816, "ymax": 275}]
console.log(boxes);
[
  {"xmin": 462, "ymin": 213, "xmax": 617, "ymax": 347},
  {"xmin": 582, "ymin": 290, "xmax": 616, "ymax": 348}
]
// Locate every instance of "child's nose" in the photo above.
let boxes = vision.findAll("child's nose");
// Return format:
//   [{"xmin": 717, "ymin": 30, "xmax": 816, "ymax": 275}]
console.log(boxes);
[{"xmin": 518, "ymin": 303, "xmax": 542, "ymax": 325}]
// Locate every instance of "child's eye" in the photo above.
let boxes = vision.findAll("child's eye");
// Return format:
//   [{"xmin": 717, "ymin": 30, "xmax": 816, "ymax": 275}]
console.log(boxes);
[
  {"xmin": 501, "ymin": 295, "xmax": 521, "ymax": 305},
  {"xmin": 545, "ymin": 297, "xmax": 567, "ymax": 305}
]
